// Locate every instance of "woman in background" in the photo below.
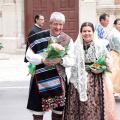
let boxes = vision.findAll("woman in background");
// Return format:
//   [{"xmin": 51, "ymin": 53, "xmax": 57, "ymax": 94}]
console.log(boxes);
[
  {"xmin": 108, "ymin": 18, "xmax": 120, "ymax": 96},
  {"xmin": 63, "ymin": 22, "xmax": 118, "ymax": 120}
]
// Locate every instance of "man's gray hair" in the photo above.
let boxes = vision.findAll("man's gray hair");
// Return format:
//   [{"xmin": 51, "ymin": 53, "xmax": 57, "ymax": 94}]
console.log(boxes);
[{"xmin": 50, "ymin": 12, "xmax": 65, "ymax": 23}]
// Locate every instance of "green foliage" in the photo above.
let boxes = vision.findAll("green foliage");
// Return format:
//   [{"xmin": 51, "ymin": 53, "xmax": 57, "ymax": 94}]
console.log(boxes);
[
  {"xmin": 86, "ymin": 55, "xmax": 112, "ymax": 73},
  {"xmin": 0, "ymin": 43, "xmax": 3, "ymax": 50},
  {"xmin": 27, "ymin": 64, "xmax": 36, "ymax": 76}
]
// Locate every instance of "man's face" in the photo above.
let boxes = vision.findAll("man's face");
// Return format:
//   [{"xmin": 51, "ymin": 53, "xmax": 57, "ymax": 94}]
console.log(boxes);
[
  {"xmin": 101, "ymin": 16, "xmax": 109, "ymax": 27},
  {"xmin": 36, "ymin": 16, "xmax": 45, "ymax": 27},
  {"xmin": 50, "ymin": 19, "xmax": 64, "ymax": 36}
]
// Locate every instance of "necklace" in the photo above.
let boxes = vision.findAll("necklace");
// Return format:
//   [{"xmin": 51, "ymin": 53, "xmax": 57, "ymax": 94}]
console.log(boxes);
[
  {"xmin": 83, "ymin": 40, "xmax": 92, "ymax": 46},
  {"xmin": 83, "ymin": 41, "xmax": 93, "ymax": 54},
  {"xmin": 84, "ymin": 45, "xmax": 90, "ymax": 54}
]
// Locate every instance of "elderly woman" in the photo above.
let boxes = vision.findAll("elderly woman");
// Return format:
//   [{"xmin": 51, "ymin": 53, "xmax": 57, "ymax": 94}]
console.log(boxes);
[
  {"xmin": 108, "ymin": 18, "xmax": 120, "ymax": 96},
  {"xmin": 63, "ymin": 22, "xmax": 118, "ymax": 120}
]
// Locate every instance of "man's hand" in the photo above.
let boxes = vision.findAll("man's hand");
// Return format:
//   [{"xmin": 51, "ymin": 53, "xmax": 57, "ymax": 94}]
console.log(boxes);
[
  {"xmin": 41, "ymin": 58, "xmax": 52, "ymax": 66},
  {"xmin": 41, "ymin": 58, "xmax": 62, "ymax": 66},
  {"xmin": 52, "ymin": 58, "xmax": 61, "ymax": 64}
]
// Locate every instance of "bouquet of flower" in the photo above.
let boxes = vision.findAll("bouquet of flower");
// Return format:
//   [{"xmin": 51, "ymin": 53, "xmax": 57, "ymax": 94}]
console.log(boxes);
[
  {"xmin": 44, "ymin": 38, "xmax": 69, "ymax": 59},
  {"xmin": 86, "ymin": 55, "xmax": 112, "ymax": 73},
  {"xmin": 44, "ymin": 42, "xmax": 69, "ymax": 59},
  {"xmin": 27, "ymin": 38, "xmax": 69, "ymax": 75},
  {"xmin": 0, "ymin": 43, "xmax": 3, "ymax": 50}
]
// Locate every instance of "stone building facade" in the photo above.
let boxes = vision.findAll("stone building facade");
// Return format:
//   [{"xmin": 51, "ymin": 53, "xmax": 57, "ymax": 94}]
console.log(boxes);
[{"xmin": 0, "ymin": 0, "xmax": 120, "ymax": 54}]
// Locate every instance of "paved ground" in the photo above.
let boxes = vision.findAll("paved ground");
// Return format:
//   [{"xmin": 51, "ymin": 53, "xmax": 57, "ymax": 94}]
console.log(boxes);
[
  {"xmin": 0, "ymin": 53, "xmax": 120, "ymax": 120},
  {"xmin": 0, "ymin": 53, "xmax": 51, "ymax": 120},
  {"xmin": 0, "ymin": 53, "xmax": 30, "ymax": 82},
  {"xmin": 0, "ymin": 81, "xmax": 52, "ymax": 120}
]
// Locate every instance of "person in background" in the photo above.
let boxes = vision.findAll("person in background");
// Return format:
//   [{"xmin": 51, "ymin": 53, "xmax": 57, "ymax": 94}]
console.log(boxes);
[
  {"xmin": 24, "ymin": 14, "xmax": 45, "ymax": 62},
  {"xmin": 63, "ymin": 22, "xmax": 118, "ymax": 120},
  {"xmin": 108, "ymin": 18, "xmax": 120, "ymax": 97},
  {"xmin": 94, "ymin": 13, "xmax": 110, "ymax": 50},
  {"xmin": 26, "ymin": 12, "xmax": 75, "ymax": 120},
  {"xmin": 24, "ymin": 14, "xmax": 45, "ymax": 106},
  {"xmin": 28, "ymin": 14, "xmax": 44, "ymax": 37}
]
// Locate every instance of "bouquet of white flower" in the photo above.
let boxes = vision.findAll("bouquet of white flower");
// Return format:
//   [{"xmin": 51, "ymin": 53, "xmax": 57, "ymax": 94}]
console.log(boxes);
[{"xmin": 44, "ymin": 42, "xmax": 69, "ymax": 59}]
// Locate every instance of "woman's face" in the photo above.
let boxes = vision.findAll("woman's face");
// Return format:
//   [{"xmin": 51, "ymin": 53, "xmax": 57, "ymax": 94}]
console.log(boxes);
[
  {"xmin": 81, "ymin": 26, "xmax": 94, "ymax": 43},
  {"xmin": 115, "ymin": 20, "xmax": 120, "ymax": 32}
]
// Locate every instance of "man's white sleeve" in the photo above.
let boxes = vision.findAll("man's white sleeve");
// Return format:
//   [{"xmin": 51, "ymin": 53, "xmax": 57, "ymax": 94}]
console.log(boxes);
[{"xmin": 26, "ymin": 47, "xmax": 42, "ymax": 65}]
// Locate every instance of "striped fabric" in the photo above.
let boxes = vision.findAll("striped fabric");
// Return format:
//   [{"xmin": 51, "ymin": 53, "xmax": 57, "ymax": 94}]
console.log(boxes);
[
  {"xmin": 35, "ymin": 67, "xmax": 55, "ymax": 74},
  {"xmin": 94, "ymin": 23, "xmax": 110, "ymax": 50},
  {"xmin": 94, "ymin": 23, "xmax": 108, "ymax": 40},
  {"xmin": 38, "ymin": 76, "xmax": 61, "ymax": 92},
  {"xmin": 30, "ymin": 37, "xmax": 49, "ymax": 48},
  {"xmin": 28, "ymin": 30, "xmax": 63, "ymax": 98}
]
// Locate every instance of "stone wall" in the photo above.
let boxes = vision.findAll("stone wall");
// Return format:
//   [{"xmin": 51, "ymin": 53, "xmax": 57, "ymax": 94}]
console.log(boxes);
[
  {"xmin": 0, "ymin": 0, "xmax": 24, "ymax": 54},
  {"xmin": 80, "ymin": 0, "xmax": 120, "ymax": 33},
  {"xmin": 0, "ymin": 0, "xmax": 120, "ymax": 54}
]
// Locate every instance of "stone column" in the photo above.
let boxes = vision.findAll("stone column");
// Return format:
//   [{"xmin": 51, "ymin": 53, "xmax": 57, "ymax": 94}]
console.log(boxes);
[
  {"xmin": 115, "ymin": 5, "xmax": 120, "ymax": 18},
  {"xmin": 2, "ymin": 0, "xmax": 16, "ymax": 37},
  {"xmin": 0, "ymin": 1, "xmax": 3, "ymax": 37},
  {"xmin": 16, "ymin": 0, "xmax": 25, "ymax": 48},
  {"xmin": 3, "ymin": 0, "xmax": 15, "ymax": 4},
  {"xmin": 96, "ymin": 0, "xmax": 114, "ymax": 5},
  {"xmin": 0, "ymin": 0, "xmax": 18, "ymax": 53},
  {"xmin": 0, "ymin": 11, "xmax": 2, "ymax": 37},
  {"xmin": 80, "ymin": 0, "xmax": 97, "ymax": 25}
]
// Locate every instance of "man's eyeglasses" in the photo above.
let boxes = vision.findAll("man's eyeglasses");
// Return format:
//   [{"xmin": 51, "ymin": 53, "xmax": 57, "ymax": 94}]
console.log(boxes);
[{"xmin": 38, "ymin": 19, "xmax": 44, "ymax": 21}]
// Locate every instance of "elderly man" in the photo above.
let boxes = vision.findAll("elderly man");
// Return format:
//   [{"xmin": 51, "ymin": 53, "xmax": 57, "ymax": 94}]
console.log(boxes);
[{"xmin": 26, "ymin": 12, "xmax": 75, "ymax": 120}]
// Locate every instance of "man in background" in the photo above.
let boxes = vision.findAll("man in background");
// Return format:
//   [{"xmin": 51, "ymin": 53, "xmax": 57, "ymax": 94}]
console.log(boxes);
[
  {"xmin": 94, "ymin": 13, "xmax": 110, "ymax": 50},
  {"xmin": 28, "ymin": 14, "xmax": 44, "ymax": 37},
  {"xmin": 24, "ymin": 14, "xmax": 45, "ymax": 109},
  {"xmin": 24, "ymin": 14, "xmax": 45, "ymax": 62}
]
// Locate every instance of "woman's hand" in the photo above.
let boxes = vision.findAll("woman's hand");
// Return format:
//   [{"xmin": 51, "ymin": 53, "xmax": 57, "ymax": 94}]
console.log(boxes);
[{"xmin": 90, "ymin": 67, "xmax": 103, "ymax": 74}]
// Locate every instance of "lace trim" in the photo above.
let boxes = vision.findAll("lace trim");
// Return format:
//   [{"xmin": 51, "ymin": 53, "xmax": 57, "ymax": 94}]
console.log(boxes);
[{"xmin": 69, "ymin": 36, "xmax": 108, "ymax": 102}]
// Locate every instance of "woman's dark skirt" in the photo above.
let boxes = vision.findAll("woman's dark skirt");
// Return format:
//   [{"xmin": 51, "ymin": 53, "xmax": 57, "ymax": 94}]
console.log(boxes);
[{"xmin": 63, "ymin": 72, "xmax": 105, "ymax": 120}]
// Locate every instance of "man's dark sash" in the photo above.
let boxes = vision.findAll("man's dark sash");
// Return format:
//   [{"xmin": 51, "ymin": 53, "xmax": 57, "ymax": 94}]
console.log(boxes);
[{"xmin": 27, "ymin": 30, "xmax": 64, "ymax": 98}]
